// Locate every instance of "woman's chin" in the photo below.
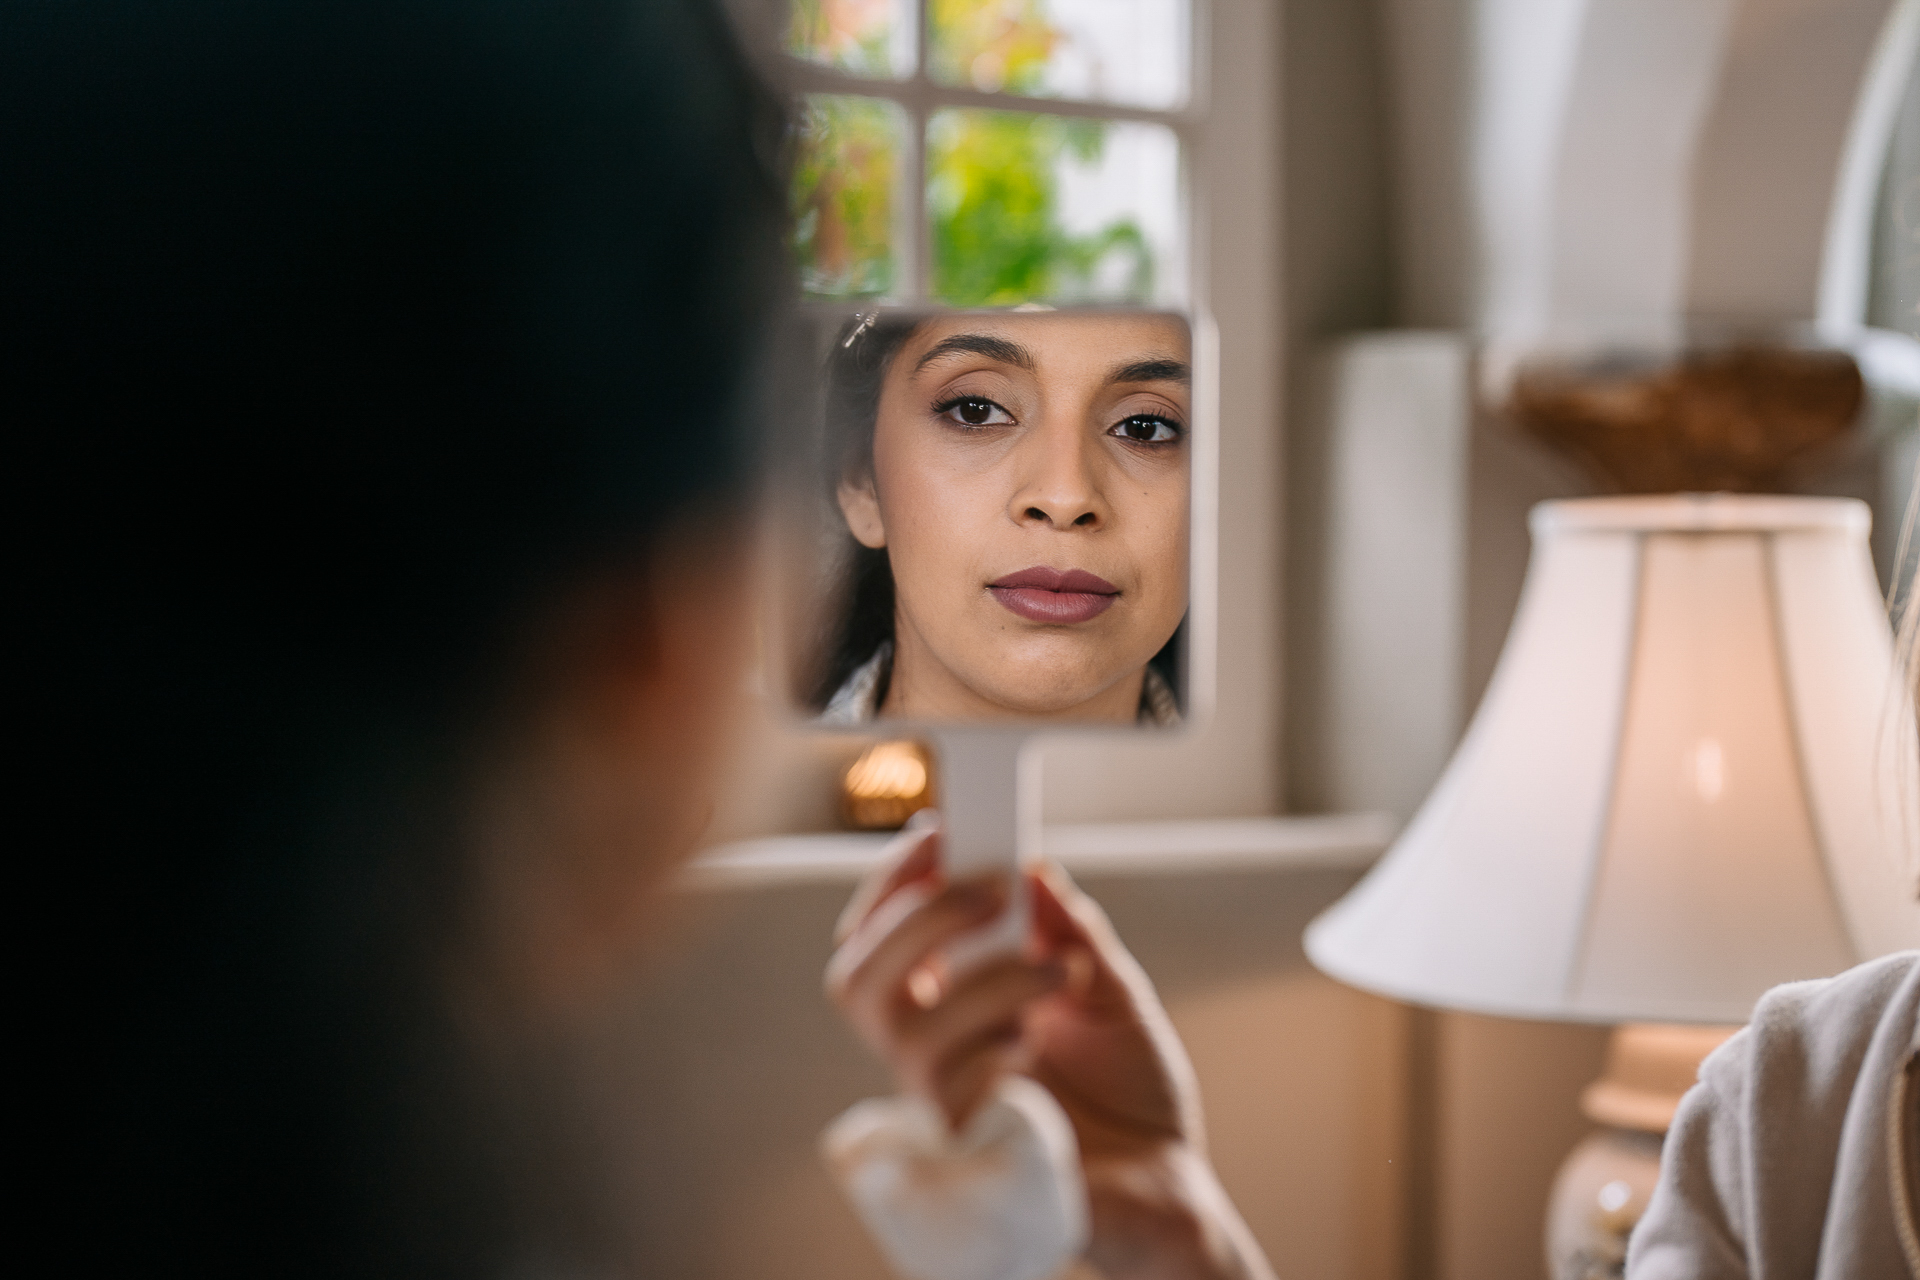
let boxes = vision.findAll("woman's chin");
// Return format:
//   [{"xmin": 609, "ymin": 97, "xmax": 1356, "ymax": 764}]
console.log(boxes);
[
  {"xmin": 957, "ymin": 666, "xmax": 1142, "ymax": 721},
  {"xmin": 898, "ymin": 628, "xmax": 1165, "ymax": 721}
]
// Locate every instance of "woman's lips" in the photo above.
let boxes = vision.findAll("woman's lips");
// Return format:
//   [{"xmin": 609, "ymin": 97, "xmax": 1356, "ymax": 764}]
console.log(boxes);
[{"xmin": 987, "ymin": 567, "xmax": 1119, "ymax": 625}]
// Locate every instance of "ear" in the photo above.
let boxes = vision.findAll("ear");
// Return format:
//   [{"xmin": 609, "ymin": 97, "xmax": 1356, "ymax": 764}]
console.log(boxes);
[{"xmin": 837, "ymin": 473, "xmax": 887, "ymax": 549}]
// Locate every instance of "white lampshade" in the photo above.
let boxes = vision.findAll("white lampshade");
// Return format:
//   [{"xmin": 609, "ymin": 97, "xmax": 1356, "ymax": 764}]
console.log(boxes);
[{"xmin": 1305, "ymin": 494, "xmax": 1920, "ymax": 1024}]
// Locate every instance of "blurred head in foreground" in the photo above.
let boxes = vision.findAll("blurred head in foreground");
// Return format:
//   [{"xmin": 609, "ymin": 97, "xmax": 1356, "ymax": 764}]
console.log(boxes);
[{"xmin": 15, "ymin": 0, "xmax": 785, "ymax": 1272}]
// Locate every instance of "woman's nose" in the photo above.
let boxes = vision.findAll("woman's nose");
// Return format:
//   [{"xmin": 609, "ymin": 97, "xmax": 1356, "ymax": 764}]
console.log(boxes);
[{"xmin": 1009, "ymin": 421, "xmax": 1104, "ymax": 530}]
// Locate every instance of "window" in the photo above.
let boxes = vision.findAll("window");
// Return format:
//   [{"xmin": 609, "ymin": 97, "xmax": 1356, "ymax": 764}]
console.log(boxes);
[{"xmin": 783, "ymin": 0, "xmax": 1194, "ymax": 307}]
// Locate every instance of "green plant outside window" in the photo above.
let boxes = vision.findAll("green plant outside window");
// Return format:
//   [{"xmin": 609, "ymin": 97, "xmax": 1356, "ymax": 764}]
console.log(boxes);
[
  {"xmin": 926, "ymin": 109, "xmax": 1150, "ymax": 307},
  {"xmin": 791, "ymin": 94, "xmax": 904, "ymax": 299}
]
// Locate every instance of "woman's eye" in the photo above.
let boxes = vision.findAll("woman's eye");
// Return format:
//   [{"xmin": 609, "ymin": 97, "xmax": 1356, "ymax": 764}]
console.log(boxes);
[
  {"xmin": 1111, "ymin": 414, "xmax": 1182, "ymax": 444},
  {"xmin": 937, "ymin": 397, "xmax": 1013, "ymax": 428}
]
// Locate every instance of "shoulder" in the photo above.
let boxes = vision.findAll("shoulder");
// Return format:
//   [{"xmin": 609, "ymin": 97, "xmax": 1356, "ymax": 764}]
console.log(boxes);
[
  {"xmin": 1685, "ymin": 951, "xmax": 1919, "ymax": 1170},
  {"xmin": 1753, "ymin": 950, "xmax": 1920, "ymax": 1031},
  {"xmin": 1713, "ymin": 951, "xmax": 1920, "ymax": 1096}
]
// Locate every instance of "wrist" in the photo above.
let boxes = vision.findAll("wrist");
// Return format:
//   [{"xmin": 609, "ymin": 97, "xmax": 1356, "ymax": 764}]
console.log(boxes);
[{"xmin": 1082, "ymin": 1143, "xmax": 1274, "ymax": 1280}]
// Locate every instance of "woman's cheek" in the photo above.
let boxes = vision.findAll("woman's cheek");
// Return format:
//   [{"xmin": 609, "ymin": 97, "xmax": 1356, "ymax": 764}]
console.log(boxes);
[
  {"xmin": 885, "ymin": 468, "xmax": 972, "ymax": 622},
  {"xmin": 909, "ymin": 463, "xmax": 983, "ymax": 544}
]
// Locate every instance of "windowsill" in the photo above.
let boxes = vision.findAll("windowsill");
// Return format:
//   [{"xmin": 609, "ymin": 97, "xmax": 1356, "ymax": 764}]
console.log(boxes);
[{"xmin": 679, "ymin": 813, "xmax": 1396, "ymax": 891}]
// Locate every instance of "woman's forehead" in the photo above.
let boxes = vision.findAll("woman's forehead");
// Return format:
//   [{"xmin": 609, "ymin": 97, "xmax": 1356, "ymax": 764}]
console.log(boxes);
[{"xmin": 897, "ymin": 312, "xmax": 1190, "ymax": 378}]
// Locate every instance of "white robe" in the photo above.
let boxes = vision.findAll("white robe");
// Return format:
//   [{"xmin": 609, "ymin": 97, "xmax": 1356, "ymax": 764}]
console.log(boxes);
[{"xmin": 1628, "ymin": 950, "xmax": 1920, "ymax": 1280}]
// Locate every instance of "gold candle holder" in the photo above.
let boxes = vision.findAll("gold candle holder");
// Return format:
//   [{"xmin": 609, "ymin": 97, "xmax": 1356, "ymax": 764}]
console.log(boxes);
[{"xmin": 841, "ymin": 739, "xmax": 936, "ymax": 831}]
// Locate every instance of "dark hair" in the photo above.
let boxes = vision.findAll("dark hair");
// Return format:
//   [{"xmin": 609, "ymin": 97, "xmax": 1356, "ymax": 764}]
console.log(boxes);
[
  {"xmin": 809, "ymin": 313, "xmax": 925, "ymax": 708},
  {"xmin": 15, "ymin": 0, "xmax": 786, "ymax": 1272}
]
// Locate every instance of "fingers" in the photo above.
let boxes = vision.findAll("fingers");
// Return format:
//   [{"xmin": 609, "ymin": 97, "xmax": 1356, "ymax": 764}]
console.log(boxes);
[
  {"xmin": 913, "ymin": 956, "xmax": 1060, "ymax": 1070},
  {"xmin": 826, "ymin": 875, "xmax": 1003, "ymax": 1022},
  {"xmin": 1028, "ymin": 861, "xmax": 1150, "ymax": 1004},
  {"xmin": 826, "ymin": 873, "xmax": 1067, "ymax": 1128},
  {"xmin": 826, "ymin": 818, "xmax": 1058, "ymax": 1128},
  {"xmin": 1026, "ymin": 862, "xmax": 1206, "ymax": 1138},
  {"xmin": 895, "ymin": 956, "xmax": 1066, "ymax": 1128},
  {"xmin": 833, "ymin": 812, "xmax": 942, "ymax": 945},
  {"xmin": 1028, "ymin": 859, "xmax": 1110, "ymax": 949}
]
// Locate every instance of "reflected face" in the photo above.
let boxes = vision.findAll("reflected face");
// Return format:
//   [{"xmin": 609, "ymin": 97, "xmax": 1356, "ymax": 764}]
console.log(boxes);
[{"xmin": 838, "ymin": 313, "xmax": 1190, "ymax": 721}]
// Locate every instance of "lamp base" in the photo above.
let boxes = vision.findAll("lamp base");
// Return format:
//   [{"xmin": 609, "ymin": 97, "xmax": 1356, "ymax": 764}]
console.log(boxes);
[
  {"xmin": 1545, "ymin": 1023, "xmax": 1740, "ymax": 1280},
  {"xmin": 1546, "ymin": 1127, "xmax": 1661, "ymax": 1280}
]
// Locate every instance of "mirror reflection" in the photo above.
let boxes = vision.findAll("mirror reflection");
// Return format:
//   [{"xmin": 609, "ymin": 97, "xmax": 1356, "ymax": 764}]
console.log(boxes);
[{"xmin": 797, "ymin": 309, "xmax": 1191, "ymax": 726}]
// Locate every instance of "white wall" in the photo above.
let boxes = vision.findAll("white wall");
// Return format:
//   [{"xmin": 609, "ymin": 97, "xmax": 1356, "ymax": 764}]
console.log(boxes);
[{"xmin": 1378, "ymin": 0, "xmax": 1896, "ymax": 341}]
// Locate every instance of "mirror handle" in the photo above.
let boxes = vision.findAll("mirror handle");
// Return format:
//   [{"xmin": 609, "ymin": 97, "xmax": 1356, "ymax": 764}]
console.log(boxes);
[{"xmin": 928, "ymin": 727, "xmax": 1036, "ymax": 969}]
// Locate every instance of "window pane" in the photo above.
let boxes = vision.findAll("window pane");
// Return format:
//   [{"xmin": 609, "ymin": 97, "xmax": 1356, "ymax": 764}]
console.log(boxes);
[
  {"xmin": 928, "ymin": 0, "xmax": 1187, "ymax": 110},
  {"xmin": 786, "ymin": 0, "xmax": 915, "ymax": 80},
  {"xmin": 927, "ymin": 108, "xmax": 1180, "ymax": 307},
  {"xmin": 792, "ymin": 95, "xmax": 907, "ymax": 298}
]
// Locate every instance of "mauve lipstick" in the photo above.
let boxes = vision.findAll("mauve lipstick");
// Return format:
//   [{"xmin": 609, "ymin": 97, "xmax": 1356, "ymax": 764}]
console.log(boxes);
[{"xmin": 987, "ymin": 566, "xmax": 1119, "ymax": 624}]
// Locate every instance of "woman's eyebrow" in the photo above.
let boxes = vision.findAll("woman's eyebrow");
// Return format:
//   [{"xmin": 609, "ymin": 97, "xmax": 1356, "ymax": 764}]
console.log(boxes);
[
  {"xmin": 913, "ymin": 333, "xmax": 1036, "ymax": 373},
  {"xmin": 1109, "ymin": 357, "xmax": 1190, "ymax": 385}
]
